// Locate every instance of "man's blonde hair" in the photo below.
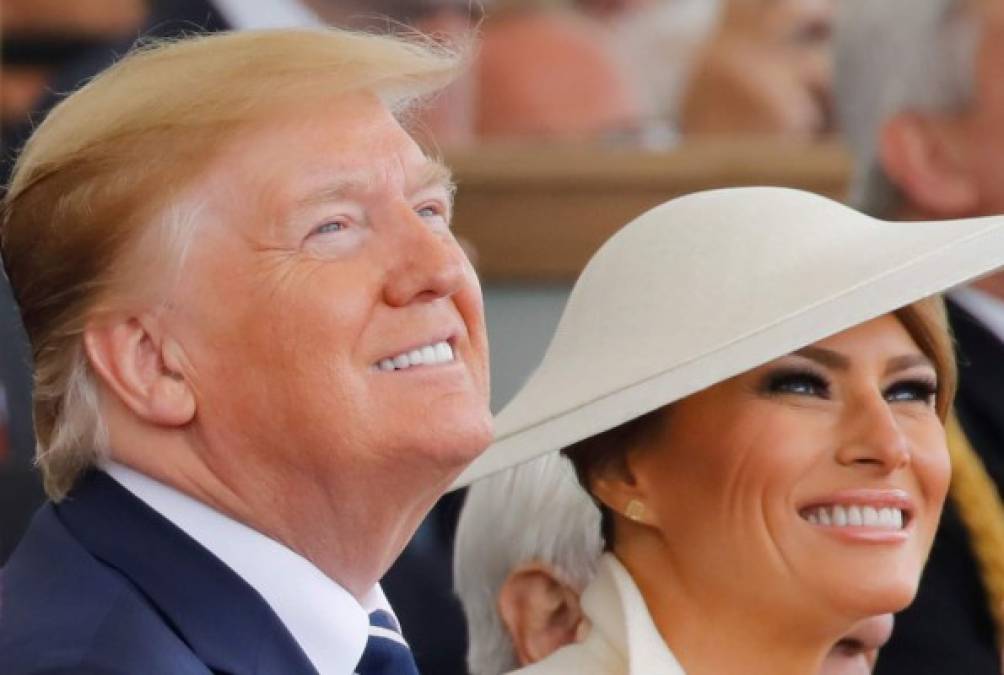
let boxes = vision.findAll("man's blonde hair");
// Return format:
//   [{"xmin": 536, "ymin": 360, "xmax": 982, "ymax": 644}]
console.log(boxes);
[{"xmin": 1, "ymin": 28, "xmax": 459, "ymax": 499}]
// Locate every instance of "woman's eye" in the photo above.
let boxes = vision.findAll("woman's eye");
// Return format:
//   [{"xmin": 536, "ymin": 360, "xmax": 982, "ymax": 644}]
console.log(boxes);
[
  {"xmin": 885, "ymin": 379, "xmax": 938, "ymax": 406},
  {"xmin": 312, "ymin": 220, "xmax": 346, "ymax": 235},
  {"xmin": 764, "ymin": 370, "xmax": 830, "ymax": 398}
]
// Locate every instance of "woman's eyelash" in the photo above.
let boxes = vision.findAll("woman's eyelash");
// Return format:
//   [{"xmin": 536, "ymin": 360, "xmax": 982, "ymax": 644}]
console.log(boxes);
[
  {"xmin": 884, "ymin": 378, "xmax": 938, "ymax": 405},
  {"xmin": 761, "ymin": 368, "xmax": 831, "ymax": 398},
  {"xmin": 760, "ymin": 368, "xmax": 939, "ymax": 406}
]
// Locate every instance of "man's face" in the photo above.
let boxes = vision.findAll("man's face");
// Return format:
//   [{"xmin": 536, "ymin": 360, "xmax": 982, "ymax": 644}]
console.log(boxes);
[{"xmin": 166, "ymin": 93, "xmax": 492, "ymax": 491}]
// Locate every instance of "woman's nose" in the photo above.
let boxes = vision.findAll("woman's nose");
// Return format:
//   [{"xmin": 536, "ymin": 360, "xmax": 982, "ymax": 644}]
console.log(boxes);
[{"xmin": 835, "ymin": 394, "xmax": 911, "ymax": 472}]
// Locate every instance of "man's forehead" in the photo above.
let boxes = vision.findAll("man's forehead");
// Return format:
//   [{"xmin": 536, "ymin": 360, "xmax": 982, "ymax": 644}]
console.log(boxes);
[{"xmin": 295, "ymin": 157, "xmax": 454, "ymax": 207}]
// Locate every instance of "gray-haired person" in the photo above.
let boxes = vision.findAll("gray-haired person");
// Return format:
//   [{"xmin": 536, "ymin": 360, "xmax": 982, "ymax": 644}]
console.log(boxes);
[{"xmin": 835, "ymin": 2, "xmax": 1004, "ymax": 672}]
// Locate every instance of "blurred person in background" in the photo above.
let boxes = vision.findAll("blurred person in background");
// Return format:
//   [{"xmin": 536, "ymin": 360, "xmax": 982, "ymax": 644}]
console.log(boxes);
[
  {"xmin": 836, "ymin": 1, "xmax": 1004, "ymax": 673},
  {"xmin": 475, "ymin": 1, "xmax": 643, "ymax": 139},
  {"xmin": 455, "ymin": 452, "xmax": 896, "ymax": 675},
  {"xmin": 609, "ymin": 0, "xmax": 834, "ymax": 136},
  {"xmin": 475, "ymin": 0, "xmax": 835, "ymax": 142},
  {"xmin": 675, "ymin": 0, "xmax": 833, "ymax": 135},
  {"xmin": 1, "ymin": 0, "xmax": 478, "ymax": 176},
  {"xmin": 0, "ymin": 0, "xmax": 153, "ymax": 565}
]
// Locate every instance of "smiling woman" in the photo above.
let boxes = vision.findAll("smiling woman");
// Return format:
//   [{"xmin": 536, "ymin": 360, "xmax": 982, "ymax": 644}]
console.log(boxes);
[{"xmin": 454, "ymin": 187, "xmax": 1004, "ymax": 675}]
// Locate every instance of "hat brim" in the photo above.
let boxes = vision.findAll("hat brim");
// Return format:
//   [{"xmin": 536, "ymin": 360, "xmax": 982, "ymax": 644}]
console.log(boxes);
[{"xmin": 452, "ymin": 189, "xmax": 1004, "ymax": 489}]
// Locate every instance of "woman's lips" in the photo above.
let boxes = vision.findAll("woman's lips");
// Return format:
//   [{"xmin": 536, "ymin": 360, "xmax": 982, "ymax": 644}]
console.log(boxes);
[{"xmin": 797, "ymin": 489, "xmax": 914, "ymax": 542}]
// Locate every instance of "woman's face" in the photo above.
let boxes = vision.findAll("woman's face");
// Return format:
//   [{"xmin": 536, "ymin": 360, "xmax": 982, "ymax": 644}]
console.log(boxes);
[{"xmin": 623, "ymin": 314, "xmax": 950, "ymax": 624}]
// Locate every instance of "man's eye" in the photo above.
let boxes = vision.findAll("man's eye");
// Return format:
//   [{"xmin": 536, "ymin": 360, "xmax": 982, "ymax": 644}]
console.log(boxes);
[
  {"xmin": 884, "ymin": 378, "xmax": 938, "ymax": 406},
  {"xmin": 417, "ymin": 206, "xmax": 440, "ymax": 218},
  {"xmin": 312, "ymin": 221, "xmax": 346, "ymax": 235},
  {"xmin": 763, "ymin": 369, "xmax": 831, "ymax": 398}
]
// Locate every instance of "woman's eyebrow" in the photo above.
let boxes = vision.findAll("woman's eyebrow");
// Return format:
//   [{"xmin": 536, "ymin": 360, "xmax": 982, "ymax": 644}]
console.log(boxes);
[
  {"xmin": 792, "ymin": 346, "xmax": 850, "ymax": 370},
  {"xmin": 884, "ymin": 353, "xmax": 935, "ymax": 376}
]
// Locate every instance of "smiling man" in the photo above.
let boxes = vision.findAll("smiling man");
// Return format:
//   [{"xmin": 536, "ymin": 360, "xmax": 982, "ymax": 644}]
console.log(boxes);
[{"xmin": 0, "ymin": 29, "xmax": 492, "ymax": 675}]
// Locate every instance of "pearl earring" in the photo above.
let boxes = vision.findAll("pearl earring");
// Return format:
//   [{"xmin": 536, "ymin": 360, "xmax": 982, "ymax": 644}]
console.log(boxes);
[{"xmin": 625, "ymin": 499, "xmax": 647, "ymax": 523}]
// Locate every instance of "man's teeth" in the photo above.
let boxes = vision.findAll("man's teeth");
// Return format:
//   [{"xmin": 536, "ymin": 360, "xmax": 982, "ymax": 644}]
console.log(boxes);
[
  {"xmin": 803, "ymin": 505, "xmax": 905, "ymax": 530},
  {"xmin": 378, "ymin": 341, "xmax": 454, "ymax": 371}
]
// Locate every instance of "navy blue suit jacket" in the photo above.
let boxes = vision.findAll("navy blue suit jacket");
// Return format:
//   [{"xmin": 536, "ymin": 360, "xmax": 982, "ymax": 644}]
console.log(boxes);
[{"xmin": 0, "ymin": 471, "xmax": 318, "ymax": 674}]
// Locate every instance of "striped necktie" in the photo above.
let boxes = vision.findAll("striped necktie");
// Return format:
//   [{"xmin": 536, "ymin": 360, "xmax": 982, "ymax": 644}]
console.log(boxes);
[{"xmin": 355, "ymin": 609, "xmax": 420, "ymax": 675}]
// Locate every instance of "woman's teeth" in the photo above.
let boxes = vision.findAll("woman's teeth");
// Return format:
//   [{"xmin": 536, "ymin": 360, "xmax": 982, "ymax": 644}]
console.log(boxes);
[
  {"xmin": 802, "ymin": 504, "xmax": 905, "ymax": 530},
  {"xmin": 378, "ymin": 341, "xmax": 454, "ymax": 371}
]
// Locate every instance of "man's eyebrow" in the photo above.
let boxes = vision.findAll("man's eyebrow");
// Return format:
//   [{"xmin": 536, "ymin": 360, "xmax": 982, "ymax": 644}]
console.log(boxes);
[
  {"xmin": 295, "ymin": 160, "xmax": 455, "ymax": 209},
  {"xmin": 884, "ymin": 353, "xmax": 935, "ymax": 377},
  {"xmin": 792, "ymin": 346, "xmax": 851, "ymax": 371},
  {"xmin": 411, "ymin": 159, "xmax": 456, "ymax": 197},
  {"xmin": 296, "ymin": 175, "xmax": 370, "ymax": 208}
]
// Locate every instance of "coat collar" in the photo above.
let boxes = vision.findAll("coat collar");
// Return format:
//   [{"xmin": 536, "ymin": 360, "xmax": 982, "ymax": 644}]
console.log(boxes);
[
  {"xmin": 580, "ymin": 553, "xmax": 686, "ymax": 674},
  {"xmin": 55, "ymin": 471, "xmax": 317, "ymax": 674}
]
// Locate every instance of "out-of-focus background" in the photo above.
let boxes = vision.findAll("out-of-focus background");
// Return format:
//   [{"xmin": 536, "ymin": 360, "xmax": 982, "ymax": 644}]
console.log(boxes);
[{"xmin": 4, "ymin": 1, "xmax": 1000, "ymax": 674}]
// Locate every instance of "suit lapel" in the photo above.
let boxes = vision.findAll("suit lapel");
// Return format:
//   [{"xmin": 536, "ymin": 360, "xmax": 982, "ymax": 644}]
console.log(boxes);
[{"xmin": 55, "ymin": 472, "xmax": 317, "ymax": 674}]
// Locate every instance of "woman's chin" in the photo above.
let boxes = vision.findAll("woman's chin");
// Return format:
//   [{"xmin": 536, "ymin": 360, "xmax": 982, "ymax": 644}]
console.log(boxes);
[{"xmin": 826, "ymin": 577, "xmax": 918, "ymax": 619}]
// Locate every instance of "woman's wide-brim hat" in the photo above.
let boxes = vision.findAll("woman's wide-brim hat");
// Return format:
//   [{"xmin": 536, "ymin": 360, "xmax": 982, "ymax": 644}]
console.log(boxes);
[{"xmin": 453, "ymin": 187, "xmax": 1004, "ymax": 488}]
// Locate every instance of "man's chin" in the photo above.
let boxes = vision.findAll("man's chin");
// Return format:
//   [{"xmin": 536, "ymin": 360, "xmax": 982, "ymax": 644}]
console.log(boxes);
[{"xmin": 427, "ymin": 417, "xmax": 495, "ymax": 471}]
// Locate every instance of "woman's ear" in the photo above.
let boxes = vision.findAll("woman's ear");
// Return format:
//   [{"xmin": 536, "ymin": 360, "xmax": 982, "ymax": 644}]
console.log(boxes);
[
  {"xmin": 83, "ymin": 314, "xmax": 196, "ymax": 427},
  {"xmin": 590, "ymin": 464, "xmax": 654, "ymax": 527},
  {"xmin": 497, "ymin": 563, "xmax": 587, "ymax": 666},
  {"xmin": 878, "ymin": 111, "xmax": 979, "ymax": 218}
]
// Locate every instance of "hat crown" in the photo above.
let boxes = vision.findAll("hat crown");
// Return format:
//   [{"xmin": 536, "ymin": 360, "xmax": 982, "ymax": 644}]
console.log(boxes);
[{"xmin": 508, "ymin": 188, "xmax": 947, "ymax": 429}]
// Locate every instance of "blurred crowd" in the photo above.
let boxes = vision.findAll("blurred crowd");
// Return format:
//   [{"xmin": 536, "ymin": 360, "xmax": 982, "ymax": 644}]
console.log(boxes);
[{"xmin": 2, "ymin": 0, "xmax": 835, "ymax": 155}]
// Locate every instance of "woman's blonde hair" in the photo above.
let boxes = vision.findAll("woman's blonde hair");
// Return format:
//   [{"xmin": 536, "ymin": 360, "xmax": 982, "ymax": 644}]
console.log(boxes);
[{"xmin": 1, "ymin": 28, "xmax": 459, "ymax": 499}]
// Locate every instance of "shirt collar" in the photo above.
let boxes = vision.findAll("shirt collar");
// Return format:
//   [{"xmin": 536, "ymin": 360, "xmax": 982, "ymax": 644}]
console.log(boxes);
[
  {"xmin": 950, "ymin": 285, "xmax": 1004, "ymax": 345},
  {"xmin": 210, "ymin": 0, "xmax": 323, "ymax": 30},
  {"xmin": 104, "ymin": 462, "xmax": 392, "ymax": 675}
]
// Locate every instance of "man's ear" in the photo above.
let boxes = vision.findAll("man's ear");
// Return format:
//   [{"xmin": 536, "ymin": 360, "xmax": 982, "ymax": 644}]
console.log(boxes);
[
  {"xmin": 83, "ymin": 314, "xmax": 195, "ymax": 427},
  {"xmin": 879, "ymin": 111, "xmax": 979, "ymax": 217},
  {"xmin": 497, "ymin": 563, "xmax": 586, "ymax": 666}
]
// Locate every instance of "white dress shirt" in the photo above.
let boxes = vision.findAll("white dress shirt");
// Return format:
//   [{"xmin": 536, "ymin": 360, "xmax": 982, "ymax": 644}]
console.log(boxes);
[
  {"xmin": 950, "ymin": 285, "xmax": 1004, "ymax": 345},
  {"xmin": 211, "ymin": 0, "xmax": 322, "ymax": 30},
  {"xmin": 105, "ymin": 462, "xmax": 393, "ymax": 675}
]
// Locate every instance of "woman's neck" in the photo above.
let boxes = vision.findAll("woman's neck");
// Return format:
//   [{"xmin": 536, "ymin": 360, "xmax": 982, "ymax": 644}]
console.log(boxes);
[{"xmin": 614, "ymin": 541, "xmax": 838, "ymax": 675}]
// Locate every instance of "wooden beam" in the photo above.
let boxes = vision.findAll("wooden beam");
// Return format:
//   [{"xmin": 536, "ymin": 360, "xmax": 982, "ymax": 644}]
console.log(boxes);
[{"xmin": 446, "ymin": 137, "xmax": 852, "ymax": 281}]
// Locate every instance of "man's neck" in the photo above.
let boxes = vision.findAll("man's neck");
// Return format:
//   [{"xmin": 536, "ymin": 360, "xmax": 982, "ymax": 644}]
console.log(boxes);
[{"xmin": 108, "ymin": 423, "xmax": 454, "ymax": 599}]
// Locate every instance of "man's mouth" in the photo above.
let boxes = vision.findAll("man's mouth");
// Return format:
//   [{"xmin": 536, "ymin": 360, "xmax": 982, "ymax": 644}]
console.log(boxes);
[{"xmin": 375, "ymin": 340, "xmax": 455, "ymax": 372}]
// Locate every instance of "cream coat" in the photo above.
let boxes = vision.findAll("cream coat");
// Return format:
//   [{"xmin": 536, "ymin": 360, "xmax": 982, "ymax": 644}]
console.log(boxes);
[{"xmin": 510, "ymin": 553, "xmax": 686, "ymax": 675}]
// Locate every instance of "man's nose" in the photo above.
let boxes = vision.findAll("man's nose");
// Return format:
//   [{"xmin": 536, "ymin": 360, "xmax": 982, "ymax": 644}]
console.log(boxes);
[
  {"xmin": 382, "ymin": 209, "xmax": 468, "ymax": 307},
  {"xmin": 835, "ymin": 393, "xmax": 912, "ymax": 472}
]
